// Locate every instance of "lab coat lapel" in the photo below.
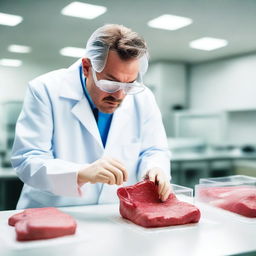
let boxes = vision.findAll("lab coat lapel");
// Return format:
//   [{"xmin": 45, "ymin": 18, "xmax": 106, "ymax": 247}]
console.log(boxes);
[
  {"xmin": 59, "ymin": 66, "xmax": 103, "ymax": 149},
  {"xmin": 104, "ymin": 96, "xmax": 132, "ymax": 150},
  {"xmin": 71, "ymin": 98, "xmax": 103, "ymax": 148}
]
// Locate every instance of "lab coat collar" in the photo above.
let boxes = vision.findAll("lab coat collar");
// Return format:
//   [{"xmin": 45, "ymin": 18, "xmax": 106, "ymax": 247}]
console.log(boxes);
[
  {"xmin": 104, "ymin": 96, "xmax": 132, "ymax": 149},
  {"xmin": 71, "ymin": 97, "xmax": 103, "ymax": 147},
  {"xmin": 58, "ymin": 60, "xmax": 102, "ymax": 146},
  {"xmin": 59, "ymin": 59, "xmax": 83, "ymax": 101}
]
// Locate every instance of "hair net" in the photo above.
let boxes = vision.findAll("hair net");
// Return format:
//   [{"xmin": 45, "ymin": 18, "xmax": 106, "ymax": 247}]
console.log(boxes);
[{"xmin": 84, "ymin": 26, "xmax": 149, "ymax": 79}]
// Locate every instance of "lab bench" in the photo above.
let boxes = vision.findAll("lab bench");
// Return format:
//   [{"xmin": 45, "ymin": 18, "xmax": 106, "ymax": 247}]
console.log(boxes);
[
  {"xmin": 170, "ymin": 150, "xmax": 256, "ymax": 188},
  {"xmin": 0, "ymin": 203, "xmax": 255, "ymax": 256}
]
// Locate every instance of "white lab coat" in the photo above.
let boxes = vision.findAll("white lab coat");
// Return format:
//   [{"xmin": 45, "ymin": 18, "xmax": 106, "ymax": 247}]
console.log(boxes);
[{"xmin": 11, "ymin": 60, "xmax": 170, "ymax": 209}]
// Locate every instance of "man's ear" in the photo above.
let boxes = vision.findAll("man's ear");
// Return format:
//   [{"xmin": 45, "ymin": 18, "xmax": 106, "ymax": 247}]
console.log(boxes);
[{"xmin": 82, "ymin": 58, "xmax": 91, "ymax": 77}]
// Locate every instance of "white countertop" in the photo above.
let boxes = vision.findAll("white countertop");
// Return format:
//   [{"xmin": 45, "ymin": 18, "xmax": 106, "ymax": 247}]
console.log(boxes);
[
  {"xmin": 0, "ymin": 201, "xmax": 255, "ymax": 256},
  {"xmin": 171, "ymin": 148, "xmax": 256, "ymax": 162},
  {"xmin": 0, "ymin": 168, "xmax": 17, "ymax": 178}
]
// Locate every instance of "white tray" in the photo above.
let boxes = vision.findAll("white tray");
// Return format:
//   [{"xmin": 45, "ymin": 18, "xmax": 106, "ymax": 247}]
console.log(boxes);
[
  {"xmin": 109, "ymin": 215, "xmax": 217, "ymax": 235},
  {"xmin": 0, "ymin": 219, "xmax": 89, "ymax": 250}
]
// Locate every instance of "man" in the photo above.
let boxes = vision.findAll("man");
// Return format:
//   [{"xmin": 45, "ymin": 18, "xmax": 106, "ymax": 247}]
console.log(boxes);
[{"xmin": 11, "ymin": 24, "xmax": 171, "ymax": 209}]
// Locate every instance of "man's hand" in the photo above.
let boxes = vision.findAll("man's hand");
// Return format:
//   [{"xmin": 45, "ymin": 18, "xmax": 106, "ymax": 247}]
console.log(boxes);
[
  {"xmin": 144, "ymin": 167, "xmax": 171, "ymax": 202},
  {"xmin": 78, "ymin": 157, "xmax": 128, "ymax": 186}
]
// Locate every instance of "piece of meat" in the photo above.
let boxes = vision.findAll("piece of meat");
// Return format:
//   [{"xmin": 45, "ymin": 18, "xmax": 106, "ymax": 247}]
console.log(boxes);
[
  {"xmin": 8, "ymin": 207, "xmax": 77, "ymax": 241},
  {"xmin": 197, "ymin": 186, "xmax": 256, "ymax": 217},
  {"xmin": 8, "ymin": 207, "xmax": 61, "ymax": 226},
  {"xmin": 117, "ymin": 181, "xmax": 201, "ymax": 228}
]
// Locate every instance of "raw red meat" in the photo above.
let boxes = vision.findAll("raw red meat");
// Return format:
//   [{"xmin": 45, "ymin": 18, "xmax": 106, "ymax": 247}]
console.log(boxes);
[
  {"xmin": 197, "ymin": 186, "xmax": 256, "ymax": 217},
  {"xmin": 8, "ymin": 207, "xmax": 77, "ymax": 241},
  {"xmin": 8, "ymin": 207, "xmax": 61, "ymax": 226},
  {"xmin": 117, "ymin": 180, "xmax": 200, "ymax": 228}
]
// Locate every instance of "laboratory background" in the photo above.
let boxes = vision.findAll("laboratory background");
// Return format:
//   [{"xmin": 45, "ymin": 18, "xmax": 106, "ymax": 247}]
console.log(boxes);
[{"xmin": 1, "ymin": 0, "xmax": 256, "ymax": 210}]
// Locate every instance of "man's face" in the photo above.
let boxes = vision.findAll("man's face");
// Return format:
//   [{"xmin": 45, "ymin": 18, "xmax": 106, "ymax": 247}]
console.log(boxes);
[{"xmin": 82, "ymin": 51, "xmax": 139, "ymax": 113}]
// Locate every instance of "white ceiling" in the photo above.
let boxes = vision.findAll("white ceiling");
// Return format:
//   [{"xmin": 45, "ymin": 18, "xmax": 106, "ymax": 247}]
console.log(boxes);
[{"xmin": 1, "ymin": 0, "xmax": 256, "ymax": 67}]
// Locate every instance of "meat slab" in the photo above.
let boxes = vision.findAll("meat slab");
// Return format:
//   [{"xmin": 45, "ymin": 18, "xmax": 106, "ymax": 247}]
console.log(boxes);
[
  {"xmin": 8, "ymin": 207, "xmax": 77, "ymax": 241},
  {"xmin": 197, "ymin": 186, "xmax": 256, "ymax": 217},
  {"xmin": 117, "ymin": 181, "xmax": 200, "ymax": 228}
]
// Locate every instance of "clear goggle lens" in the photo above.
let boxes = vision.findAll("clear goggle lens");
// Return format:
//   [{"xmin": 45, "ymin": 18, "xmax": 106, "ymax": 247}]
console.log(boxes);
[{"xmin": 92, "ymin": 68, "xmax": 145, "ymax": 95}]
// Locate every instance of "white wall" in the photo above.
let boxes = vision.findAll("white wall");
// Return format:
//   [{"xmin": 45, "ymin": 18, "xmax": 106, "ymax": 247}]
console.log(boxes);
[
  {"xmin": 145, "ymin": 61, "xmax": 187, "ymax": 136},
  {"xmin": 0, "ymin": 59, "xmax": 73, "ymax": 150},
  {"xmin": 226, "ymin": 110, "xmax": 256, "ymax": 145},
  {"xmin": 189, "ymin": 53, "xmax": 256, "ymax": 111},
  {"xmin": 189, "ymin": 53, "xmax": 256, "ymax": 145},
  {"xmin": 0, "ymin": 59, "xmax": 73, "ymax": 102},
  {"xmin": 1, "ymin": 64, "xmax": 42, "ymax": 102}
]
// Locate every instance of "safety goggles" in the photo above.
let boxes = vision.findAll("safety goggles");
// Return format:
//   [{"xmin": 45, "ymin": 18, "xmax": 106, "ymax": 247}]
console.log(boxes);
[{"xmin": 91, "ymin": 68, "xmax": 145, "ymax": 95}]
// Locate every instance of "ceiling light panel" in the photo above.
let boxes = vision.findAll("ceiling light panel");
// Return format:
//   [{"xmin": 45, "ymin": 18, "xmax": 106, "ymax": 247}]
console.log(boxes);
[
  {"xmin": 0, "ymin": 58, "xmax": 22, "ymax": 67},
  {"xmin": 189, "ymin": 37, "xmax": 228, "ymax": 51},
  {"xmin": 61, "ymin": 1, "xmax": 107, "ymax": 19},
  {"xmin": 0, "ymin": 12, "xmax": 23, "ymax": 26},
  {"xmin": 8, "ymin": 44, "xmax": 31, "ymax": 53},
  {"xmin": 60, "ymin": 47, "xmax": 85, "ymax": 58},
  {"xmin": 148, "ymin": 14, "xmax": 193, "ymax": 31}
]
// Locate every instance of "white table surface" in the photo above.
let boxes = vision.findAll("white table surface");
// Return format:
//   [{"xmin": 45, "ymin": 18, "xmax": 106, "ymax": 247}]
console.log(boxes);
[
  {"xmin": 0, "ymin": 168, "xmax": 17, "ymax": 178},
  {"xmin": 171, "ymin": 149, "xmax": 256, "ymax": 162},
  {"xmin": 0, "ymin": 201, "xmax": 255, "ymax": 256}
]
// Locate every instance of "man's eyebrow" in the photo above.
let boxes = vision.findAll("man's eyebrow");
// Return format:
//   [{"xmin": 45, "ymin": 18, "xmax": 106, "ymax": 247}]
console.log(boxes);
[
  {"xmin": 104, "ymin": 73, "xmax": 137, "ymax": 83},
  {"xmin": 104, "ymin": 73, "xmax": 120, "ymax": 81}
]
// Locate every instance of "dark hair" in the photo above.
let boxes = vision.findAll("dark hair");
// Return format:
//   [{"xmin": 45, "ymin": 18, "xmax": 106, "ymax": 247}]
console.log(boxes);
[{"xmin": 97, "ymin": 24, "xmax": 148, "ymax": 60}]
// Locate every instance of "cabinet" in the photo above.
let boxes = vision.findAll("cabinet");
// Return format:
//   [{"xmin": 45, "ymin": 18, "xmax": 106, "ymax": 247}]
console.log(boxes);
[
  {"xmin": 173, "ymin": 108, "xmax": 256, "ymax": 147},
  {"xmin": 224, "ymin": 108, "xmax": 256, "ymax": 145},
  {"xmin": 170, "ymin": 108, "xmax": 256, "ymax": 188}
]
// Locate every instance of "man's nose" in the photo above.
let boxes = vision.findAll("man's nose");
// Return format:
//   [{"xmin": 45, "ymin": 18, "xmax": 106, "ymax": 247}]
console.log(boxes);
[{"xmin": 111, "ymin": 89, "xmax": 125, "ymax": 98}]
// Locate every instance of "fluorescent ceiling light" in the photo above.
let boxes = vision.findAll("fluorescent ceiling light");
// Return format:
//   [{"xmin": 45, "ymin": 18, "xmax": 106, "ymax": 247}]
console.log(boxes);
[
  {"xmin": 148, "ymin": 14, "xmax": 193, "ymax": 31},
  {"xmin": 60, "ymin": 47, "xmax": 85, "ymax": 58},
  {"xmin": 0, "ymin": 12, "xmax": 23, "ymax": 26},
  {"xmin": 8, "ymin": 44, "xmax": 31, "ymax": 53},
  {"xmin": 0, "ymin": 58, "xmax": 22, "ymax": 67},
  {"xmin": 189, "ymin": 37, "xmax": 228, "ymax": 51},
  {"xmin": 61, "ymin": 1, "xmax": 107, "ymax": 19}
]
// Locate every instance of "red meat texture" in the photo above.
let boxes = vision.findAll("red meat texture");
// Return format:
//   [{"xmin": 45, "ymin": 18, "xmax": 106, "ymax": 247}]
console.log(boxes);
[
  {"xmin": 197, "ymin": 186, "xmax": 256, "ymax": 218},
  {"xmin": 8, "ymin": 207, "xmax": 77, "ymax": 241},
  {"xmin": 117, "ymin": 181, "xmax": 200, "ymax": 228}
]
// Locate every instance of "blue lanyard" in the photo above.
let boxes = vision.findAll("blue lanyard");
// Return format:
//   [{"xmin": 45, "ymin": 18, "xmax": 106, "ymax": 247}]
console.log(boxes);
[{"xmin": 79, "ymin": 65, "xmax": 94, "ymax": 109}]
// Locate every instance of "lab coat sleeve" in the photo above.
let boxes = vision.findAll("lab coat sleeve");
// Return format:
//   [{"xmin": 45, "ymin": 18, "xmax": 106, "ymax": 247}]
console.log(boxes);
[
  {"xmin": 136, "ymin": 90, "xmax": 171, "ymax": 181},
  {"xmin": 11, "ymin": 82, "xmax": 84, "ymax": 197}
]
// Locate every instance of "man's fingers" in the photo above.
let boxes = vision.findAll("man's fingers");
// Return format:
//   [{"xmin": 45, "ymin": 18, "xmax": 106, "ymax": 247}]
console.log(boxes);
[
  {"xmin": 143, "ymin": 168, "xmax": 171, "ymax": 202},
  {"xmin": 80, "ymin": 158, "xmax": 128, "ymax": 185},
  {"xmin": 158, "ymin": 180, "xmax": 166, "ymax": 198},
  {"xmin": 108, "ymin": 158, "xmax": 128, "ymax": 182},
  {"xmin": 161, "ymin": 184, "xmax": 171, "ymax": 201},
  {"xmin": 105, "ymin": 164, "xmax": 122, "ymax": 185},
  {"xmin": 148, "ymin": 169, "xmax": 157, "ymax": 182},
  {"xmin": 156, "ymin": 174, "xmax": 166, "ymax": 194},
  {"xmin": 99, "ymin": 169, "xmax": 116, "ymax": 185},
  {"xmin": 155, "ymin": 174, "xmax": 171, "ymax": 201},
  {"xmin": 97, "ymin": 173, "xmax": 112, "ymax": 184}
]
